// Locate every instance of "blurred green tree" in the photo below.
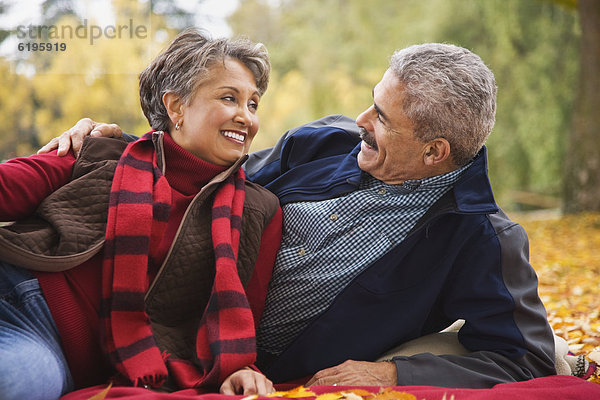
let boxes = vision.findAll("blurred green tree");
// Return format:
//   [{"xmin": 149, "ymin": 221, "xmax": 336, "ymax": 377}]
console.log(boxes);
[{"xmin": 433, "ymin": 0, "xmax": 579, "ymax": 207}]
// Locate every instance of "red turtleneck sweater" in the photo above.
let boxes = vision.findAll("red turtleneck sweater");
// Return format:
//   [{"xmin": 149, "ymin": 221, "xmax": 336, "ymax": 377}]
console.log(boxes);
[{"xmin": 0, "ymin": 133, "xmax": 282, "ymax": 388}]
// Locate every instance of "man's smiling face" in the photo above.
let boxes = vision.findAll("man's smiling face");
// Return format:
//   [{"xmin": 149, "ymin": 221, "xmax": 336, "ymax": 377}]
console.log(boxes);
[{"xmin": 355, "ymin": 68, "xmax": 430, "ymax": 185}]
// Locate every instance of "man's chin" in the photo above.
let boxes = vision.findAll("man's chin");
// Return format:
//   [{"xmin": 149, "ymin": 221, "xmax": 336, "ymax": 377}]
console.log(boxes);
[{"xmin": 357, "ymin": 151, "xmax": 376, "ymax": 174}]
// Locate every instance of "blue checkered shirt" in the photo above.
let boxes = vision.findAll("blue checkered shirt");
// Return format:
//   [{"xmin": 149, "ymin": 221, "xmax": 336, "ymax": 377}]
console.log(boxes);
[{"xmin": 257, "ymin": 165, "xmax": 469, "ymax": 358}]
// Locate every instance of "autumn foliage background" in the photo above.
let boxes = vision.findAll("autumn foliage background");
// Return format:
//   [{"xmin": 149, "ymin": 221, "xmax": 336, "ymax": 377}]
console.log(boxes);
[{"xmin": 511, "ymin": 212, "xmax": 600, "ymax": 383}]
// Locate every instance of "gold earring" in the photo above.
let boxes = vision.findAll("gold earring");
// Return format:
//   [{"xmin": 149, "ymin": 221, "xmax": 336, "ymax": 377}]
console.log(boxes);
[{"xmin": 175, "ymin": 120, "xmax": 182, "ymax": 130}]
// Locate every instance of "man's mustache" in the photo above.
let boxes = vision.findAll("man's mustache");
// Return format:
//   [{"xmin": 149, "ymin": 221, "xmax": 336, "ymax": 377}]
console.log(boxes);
[{"xmin": 359, "ymin": 127, "xmax": 378, "ymax": 150}]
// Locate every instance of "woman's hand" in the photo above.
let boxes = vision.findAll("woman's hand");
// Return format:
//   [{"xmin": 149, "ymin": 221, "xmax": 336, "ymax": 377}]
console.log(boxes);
[
  {"xmin": 220, "ymin": 367, "xmax": 275, "ymax": 396},
  {"xmin": 37, "ymin": 118, "xmax": 123, "ymax": 157}
]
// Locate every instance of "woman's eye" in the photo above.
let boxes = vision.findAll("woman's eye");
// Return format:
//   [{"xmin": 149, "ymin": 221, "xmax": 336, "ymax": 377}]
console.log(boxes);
[
  {"xmin": 249, "ymin": 101, "xmax": 258, "ymax": 111},
  {"xmin": 222, "ymin": 96, "xmax": 235, "ymax": 102}
]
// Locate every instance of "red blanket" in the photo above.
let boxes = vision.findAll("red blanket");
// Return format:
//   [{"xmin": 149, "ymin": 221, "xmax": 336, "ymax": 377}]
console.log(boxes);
[{"xmin": 61, "ymin": 375, "xmax": 600, "ymax": 400}]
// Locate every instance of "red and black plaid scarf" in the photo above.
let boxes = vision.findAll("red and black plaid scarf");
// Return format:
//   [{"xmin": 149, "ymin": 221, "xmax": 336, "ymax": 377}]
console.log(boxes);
[{"xmin": 102, "ymin": 132, "xmax": 255, "ymax": 389}]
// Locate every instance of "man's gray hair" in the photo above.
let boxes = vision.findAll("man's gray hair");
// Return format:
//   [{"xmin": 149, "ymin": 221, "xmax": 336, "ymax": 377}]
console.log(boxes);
[
  {"xmin": 139, "ymin": 28, "xmax": 271, "ymax": 132},
  {"xmin": 390, "ymin": 43, "xmax": 497, "ymax": 166}
]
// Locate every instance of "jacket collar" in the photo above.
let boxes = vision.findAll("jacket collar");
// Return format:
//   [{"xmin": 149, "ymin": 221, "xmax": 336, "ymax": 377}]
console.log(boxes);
[
  {"xmin": 349, "ymin": 144, "xmax": 498, "ymax": 215},
  {"xmin": 451, "ymin": 146, "xmax": 498, "ymax": 214}
]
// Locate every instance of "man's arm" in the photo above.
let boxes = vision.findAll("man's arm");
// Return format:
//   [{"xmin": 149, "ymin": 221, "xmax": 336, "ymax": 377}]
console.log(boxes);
[
  {"xmin": 389, "ymin": 217, "xmax": 555, "ymax": 388},
  {"xmin": 289, "ymin": 214, "xmax": 555, "ymax": 389},
  {"xmin": 0, "ymin": 150, "xmax": 76, "ymax": 221},
  {"xmin": 245, "ymin": 114, "xmax": 359, "ymax": 186},
  {"xmin": 37, "ymin": 118, "xmax": 124, "ymax": 156}
]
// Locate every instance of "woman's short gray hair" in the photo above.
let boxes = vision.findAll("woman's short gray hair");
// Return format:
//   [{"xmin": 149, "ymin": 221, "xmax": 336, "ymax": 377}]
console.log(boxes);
[
  {"xmin": 139, "ymin": 28, "xmax": 271, "ymax": 132},
  {"xmin": 390, "ymin": 43, "xmax": 497, "ymax": 166}
]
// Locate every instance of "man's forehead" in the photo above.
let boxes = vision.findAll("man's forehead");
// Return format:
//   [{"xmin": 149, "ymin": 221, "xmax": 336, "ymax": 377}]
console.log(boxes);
[
  {"xmin": 373, "ymin": 73, "xmax": 403, "ymax": 112},
  {"xmin": 372, "ymin": 78, "xmax": 384, "ymax": 97},
  {"xmin": 373, "ymin": 70, "xmax": 402, "ymax": 98}
]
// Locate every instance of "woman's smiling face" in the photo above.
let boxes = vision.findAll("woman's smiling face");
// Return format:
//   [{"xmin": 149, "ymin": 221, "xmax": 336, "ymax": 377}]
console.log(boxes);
[{"xmin": 169, "ymin": 57, "xmax": 261, "ymax": 166}]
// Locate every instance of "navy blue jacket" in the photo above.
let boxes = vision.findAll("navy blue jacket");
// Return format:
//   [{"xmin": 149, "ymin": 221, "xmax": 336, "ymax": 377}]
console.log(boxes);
[{"xmin": 245, "ymin": 115, "xmax": 556, "ymax": 388}]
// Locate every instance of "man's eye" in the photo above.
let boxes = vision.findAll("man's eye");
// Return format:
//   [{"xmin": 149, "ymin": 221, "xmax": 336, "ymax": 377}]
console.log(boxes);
[{"xmin": 373, "ymin": 106, "xmax": 383, "ymax": 122}]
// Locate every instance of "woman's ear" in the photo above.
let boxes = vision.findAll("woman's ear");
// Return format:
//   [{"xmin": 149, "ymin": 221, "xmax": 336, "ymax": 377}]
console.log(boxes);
[
  {"xmin": 162, "ymin": 92, "xmax": 184, "ymax": 125},
  {"xmin": 423, "ymin": 138, "xmax": 451, "ymax": 166}
]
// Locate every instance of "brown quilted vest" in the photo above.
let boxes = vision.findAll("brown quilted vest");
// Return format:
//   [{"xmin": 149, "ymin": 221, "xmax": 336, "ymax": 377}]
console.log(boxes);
[{"xmin": 0, "ymin": 134, "xmax": 279, "ymax": 361}]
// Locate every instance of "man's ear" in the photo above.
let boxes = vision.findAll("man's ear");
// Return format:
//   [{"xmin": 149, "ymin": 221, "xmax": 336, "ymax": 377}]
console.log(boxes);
[
  {"xmin": 162, "ymin": 92, "xmax": 184, "ymax": 124},
  {"xmin": 423, "ymin": 138, "xmax": 451, "ymax": 166}
]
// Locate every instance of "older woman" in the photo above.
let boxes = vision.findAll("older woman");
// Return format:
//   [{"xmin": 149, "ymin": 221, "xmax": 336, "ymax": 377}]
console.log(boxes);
[{"xmin": 0, "ymin": 28, "xmax": 281, "ymax": 398}]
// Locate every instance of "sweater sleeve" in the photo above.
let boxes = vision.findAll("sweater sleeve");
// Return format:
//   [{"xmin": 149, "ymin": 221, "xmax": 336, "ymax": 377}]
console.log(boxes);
[
  {"xmin": 246, "ymin": 207, "xmax": 282, "ymax": 327},
  {"xmin": 0, "ymin": 150, "xmax": 76, "ymax": 221}
]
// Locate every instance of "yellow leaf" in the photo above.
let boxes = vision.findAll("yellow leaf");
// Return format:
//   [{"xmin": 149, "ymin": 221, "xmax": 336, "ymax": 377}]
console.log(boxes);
[
  {"xmin": 87, "ymin": 383, "xmax": 112, "ymax": 400},
  {"xmin": 371, "ymin": 387, "xmax": 416, "ymax": 400},
  {"xmin": 341, "ymin": 389, "xmax": 373, "ymax": 397},
  {"xmin": 268, "ymin": 386, "xmax": 317, "ymax": 398},
  {"xmin": 339, "ymin": 392, "xmax": 363, "ymax": 400},
  {"xmin": 588, "ymin": 351, "xmax": 600, "ymax": 364},
  {"xmin": 314, "ymin": 393, "xmax": 343, "ymax": 400}
]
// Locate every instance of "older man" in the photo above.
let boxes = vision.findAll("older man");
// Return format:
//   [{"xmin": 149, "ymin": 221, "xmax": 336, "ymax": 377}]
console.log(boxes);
[{"xmin": 43, "ymin": 43, "xmax": 556, "ymax": 389}]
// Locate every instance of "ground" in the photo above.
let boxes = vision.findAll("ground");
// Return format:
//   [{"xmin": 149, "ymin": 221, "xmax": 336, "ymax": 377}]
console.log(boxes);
[{"xmin": 511, "ymin": 211, "xmax": 600, "ymax": 383}]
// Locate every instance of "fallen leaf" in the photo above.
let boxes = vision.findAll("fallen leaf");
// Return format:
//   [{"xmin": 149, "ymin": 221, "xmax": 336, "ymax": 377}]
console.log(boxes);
[
  {"xmin": 370, "ymin": 387, "xmax": 416, "ymax": 400},
  {"xmin": 314, "ymin": 388, "xmax": 374, "ymax": 400},
  {"xmin": 339, "ymin": 392, "xmax": 364, "ymax": 400},
  {"xmin": 87, "ymin": 383, "xmax": 112, "ymax": 400},
  {"xmin": 588, "ymin": 351, "xmax": 600, "ymax": 364},
  {"xmin": 512, "ymin": 212, "xmax": 600, "ymax": 384},
  {"xmin": 314, "ymin": 392, "xmax": 343, "ymax": 400},
  {"xmin": 267, "ymin": 386, "xmax": 317, "ymax": 398}
]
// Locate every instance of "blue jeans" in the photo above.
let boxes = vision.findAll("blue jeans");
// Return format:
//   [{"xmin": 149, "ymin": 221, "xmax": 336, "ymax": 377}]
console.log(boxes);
[{"xmin": 0, "ymin": 262, "xmax": 74, "ymax": 400}]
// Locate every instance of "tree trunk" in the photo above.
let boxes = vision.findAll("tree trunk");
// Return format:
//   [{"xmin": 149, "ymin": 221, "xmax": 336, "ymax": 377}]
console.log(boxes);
[{"xmin": 563, "ymin": 0, "xmax": 600, "ymax": 213}]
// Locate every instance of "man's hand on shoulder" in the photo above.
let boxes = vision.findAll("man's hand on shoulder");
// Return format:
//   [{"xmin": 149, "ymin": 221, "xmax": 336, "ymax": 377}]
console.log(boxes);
[
  {"xmin": 37, "ymin": 118, "xmax": 123, "ymax": 157},
  {"xmin": 306, "ymin": 360, "xmax": 397, "ymax": 387}
]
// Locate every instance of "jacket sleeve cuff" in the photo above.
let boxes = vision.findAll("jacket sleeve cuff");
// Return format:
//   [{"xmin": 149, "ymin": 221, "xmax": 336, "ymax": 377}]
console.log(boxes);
[{"xmin": 391, "ymin": 356, "xmax": 413, "ymax": 386}]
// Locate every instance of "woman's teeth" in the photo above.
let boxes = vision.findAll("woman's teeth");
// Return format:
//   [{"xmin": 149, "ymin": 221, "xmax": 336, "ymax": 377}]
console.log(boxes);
[{"xmin": 222, "ymin": 131, "xmax": 245, "ymax": 142}]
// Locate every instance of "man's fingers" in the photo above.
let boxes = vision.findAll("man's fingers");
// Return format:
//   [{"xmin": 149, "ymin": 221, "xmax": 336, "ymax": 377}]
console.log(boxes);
[
  {"xmin": 37, "ymin": 118, "xmax": 122, "ymax": 157},
  {"xmin": 306, "ymin": 373, "xmax": 331, "ymax": 386},
  {"xmin": 36, "ymin": 137, "xmax": 59, "ymax": 154},
  {"xmin": 90, "ymin": 123, "xmax": 123, "ymax": 138},
  {"xmin": 306, "ymin": 377, "xmax": 329, "ymax": 386},
  {"xmin": 38, "ymin": 118, "xmax": 95, "ymax": 156},
  {"xmin": 60, "ymin": 131, "xmax": 82, "ymax": 157},
  {"xmin": 306, "ymin": 365, "xmax": 338, "ymax": 386}
]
